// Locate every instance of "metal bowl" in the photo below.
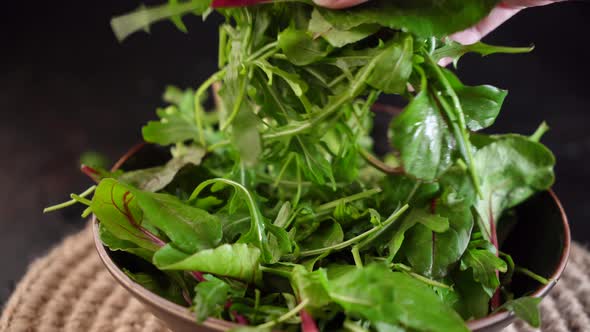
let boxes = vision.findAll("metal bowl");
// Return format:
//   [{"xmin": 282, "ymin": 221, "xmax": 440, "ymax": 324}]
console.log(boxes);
[{"xmin": 93, "ymin": 145, "xmax": 570, "ymax": 332}]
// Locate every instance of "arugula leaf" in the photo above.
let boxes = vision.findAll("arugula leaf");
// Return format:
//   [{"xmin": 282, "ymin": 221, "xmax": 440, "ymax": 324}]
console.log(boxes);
[
  {"xmin": 327, "ymin": 264, "xmax": 469, "ymax": 332},
  {"xmin": 110, "ymin": 0, "xmax": 212, "ymax": 42},
  {"xmin": 160, "ymin": 243, "xmax": 261, "ymax": 283},
  {"xmin": 432, "ymin": 40, "xmax": 534, "ymax": 66},
  {"xmin": 142, "ymin": 89, "xmax": 203, "ymax": 146},
  {"xmin": 290, "ymin": 265, "xmax": 331, "ymax": 309}
]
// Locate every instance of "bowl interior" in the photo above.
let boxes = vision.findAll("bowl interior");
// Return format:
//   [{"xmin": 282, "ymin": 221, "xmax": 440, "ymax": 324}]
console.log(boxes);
[{"xmin": 94, "ymin": 144, "xmax": 570, "ymax": 332}]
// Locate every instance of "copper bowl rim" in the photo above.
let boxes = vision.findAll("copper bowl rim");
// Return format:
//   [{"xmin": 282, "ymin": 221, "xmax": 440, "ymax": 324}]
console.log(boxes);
[{"xmin": 92, "ymin": 191, "xmax": 570, "ymax": 331}]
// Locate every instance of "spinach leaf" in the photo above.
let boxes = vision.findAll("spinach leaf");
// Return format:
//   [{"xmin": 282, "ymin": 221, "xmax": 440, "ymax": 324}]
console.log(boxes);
[
  {"xmin": 193, "ymin": 274, "xmax": 231, "ymax": 322},
  {"xmin": 365, "ymin": 34, "xmax": 413, "ymax": 94},
  {"xmin": 390, "ymin": 91, "xmax": 455, "ymax": 180},
  {"xmin": 495, "ymin": 297, "xmax": 542, "ymax": 328}
]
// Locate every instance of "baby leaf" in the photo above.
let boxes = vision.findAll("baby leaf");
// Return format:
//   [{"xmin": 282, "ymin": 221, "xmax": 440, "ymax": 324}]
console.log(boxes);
[
  {"xmin": 91, "ymin": 178, "xmax": 161, "ymax": 252},
  {"xmin": 496, "ymin": 297, "xmax": 542, "ymax": 328},
  {"xmin": 432, "ymin": 40, "xmax": 534, "ymax": 66},
  {"xmin": 133, "ymin": 189, "xmax": 223, "ymax": 253},
  {"xmin": 193, "ymin": 274, "xmax": 231, "ymax": 322},
  {"xmin": 160, "ymin": 243, "xmax": 261, "ymax": 283},
  {"xmin": 443, "ymin": 69, "xmax": 507, "ymax": 132},
  {"xmin": 365, "ymin": 34, "xmax": 413, "ymax": 94},
  {"xmin": 404, "ymin": 199, "xmax": 473, "ymax": 278},
  {"xmin": 278, "ymin": 27, "xmax": 331, "ymax": 66},
  {"xmin": 143, "ymin": 105, "xmax": 201, "ymax": 146},
  {"xmin": 299, "ymin": 220, "xmax": 344, "ymax": 251},
  {"xmin": 461, "ymin": 245, "xmax": 507, "ymax": 297},
  {"xmin": 317, "ymin": 0, "xmax": 497, "ymax": 38},
  {"xmin": 327, "ymin": 264, "xmax": 469, "ymax": 332},
  {"xmin": 291, "ymin": 265, "xmax": 331, "ymax": 309},
  {"xmin": 472, "ymin": 136, "xmax": 555, "ymax": 241},
  {"xmin": 119, "ymin": 146, "xmax": 206, "ymax": 192},
  {"xmin": 390, "ymin": 91, "xmax": 455, "ymax": 181},
  {"xmin": 308, "ymin": 9, "xmax": 378, "ymax": 48}
]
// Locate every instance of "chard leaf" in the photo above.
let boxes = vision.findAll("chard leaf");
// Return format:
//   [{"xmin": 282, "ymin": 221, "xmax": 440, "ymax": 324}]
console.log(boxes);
[
  {"xmin": 391, "ymin": 91, "xmax": 455, "ymax": 181},
  {"xmin": 365, "ymin": 34, "xmax": 413, "ymax": 94},
  {"xmin": 193, "ymin": 275, "xmax": 231, "ymax": 322},
  {"xmin": 496, "ymin": 297, "xmax": 542, "ymax": 328},
  {"xmin": 473, "ymin": 136, "xmax": 555, "ymax": 241},
  {"xmin": 111, "ymin": 0, "xmax": 212, "ymax": 42},
  {"xmin": 317, "ymin": 0, "xmax": 497, "ymax": 38},
  {"xmin": 160, "ymin": 243, "xmax": 261, "ymax": 283},
  {"xmin": 308, "ymin": 9, "xmax": 378, "ymax": 48},
  {"xmin": 119, "ymin": 146, "xmax": 206, "ymax": 192},
  {"xmin": 91, "ymin": 178, "xmax": 161, "ymax": 252},
  {"xmin": 404, "ymin": 199, "xmax": 473, "ymax": 278},
  {"xmin": 278, "ymin": 26, "xmax": 331, "ymax": 66},
  {"xmin": 327, "ymin": 264, "xmax": 469, "ymax": 332}
]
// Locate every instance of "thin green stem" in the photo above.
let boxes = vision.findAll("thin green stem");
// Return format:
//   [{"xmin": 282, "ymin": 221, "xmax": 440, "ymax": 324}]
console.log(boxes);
[
  {"xmin": 530, "ymin": 121, "xmax": 549, "ymax": 143},
  {"xmin": 343, "ymin": 320, "xmax": 369, "ymax": 332},
  {"xmin": 515, "ymin": 266, "xmax": 550, "ymax": 285},
  {"xmin": 257, "ymin": 299, "xmax": 309, "ymax": 329},
  {"xmin": 392, "ymin": 263, "xmax": 453, "ymax": 290},
  {"xmin": 71, "ymin": 194, "xmax": 92, "ymax": 206},
  {"xmin": 259, "ymin": 266, "xmax": 292, "ymax": 279},
  {"xmin": 352, "ymin": 246, "xmax": 363, "ymax": 268},
  {"xmin": 43, "ymin": 186, "xmax": 96, "ymax": 213},
  {"xmin": 356, "ymin": 205, "xmax": 409, "ymax": 250},
  {"xmin": 425, "ymin": 52, "xmax": 481, "ymax": 197},
  {"xmin": 297, "ymin": 204, "xmax": 409, "ymax": 257},
  {"xmin": 317, "ymin": 188, "xmax": 381, "ymax": 211}
]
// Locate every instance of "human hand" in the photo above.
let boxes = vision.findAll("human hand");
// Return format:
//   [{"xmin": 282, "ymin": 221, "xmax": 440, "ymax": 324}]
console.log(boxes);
[{"xmin": 312, "ymin": 0, "xmax": 566, "ymax": 44}]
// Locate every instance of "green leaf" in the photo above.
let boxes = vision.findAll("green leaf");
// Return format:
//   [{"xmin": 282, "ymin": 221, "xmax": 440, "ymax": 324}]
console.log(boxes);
[
  {"xmin": 391, "ymin": 91, "xmax": 455, "ymax": 181},
  {"xmin": 404, "ymin": 199, "xmax": 473, "ymax": 278},
  {"xmin": 365, "ymin": 34, "xmax": 413, "ymax": 94},
  {"xmin": 153, "ymin": 243, "xmax": 190, "ymax": 267},
  {"xmin": 91, "ymin": 179, "xmax": 161, "ymax": 252},
  {"xmin": 123, "ymin": 269, "xmax": 187, "ymax": 305},
  {"xmin": 327, "ymin": 264, "xmax": 469, "ymax": 332},
  {"xmin": 278, "ymin": 27, "xmax": 331, "ymax": 66},
  {"xmin": 308, "ymin": 9, "xmax": 378, "ymax": 48},
  {"xmin": 132, "ymin": 189, "xmax": 222, "ymax": 253},
  {"xmin": 193, "ymin": 275, "xmax": 231, "ymax": 322},
  {"xmin": 119, "ymin": 146, "xmax": 206, "ymax": 192},
  {"xmin": 142, "ymin": 88, "xmax": 202, "ymax": 146},
  {"xmin": 451, "ymin": 268, "xmax": 491, "ymax": 319},
  {"xmin": 299, "ymin": 220, "xmax": 344, "ymax": 251},
  {"xmin": 295, "ymin": 137, "xmax": 336, "ymax": 187},
  {"xmin": 461, "ymin": 246, "xmax": 507, "ymax": 297},
  {"xmin": 496, "ymin": 297, "xmax": 542, "ymax": 328},
  {"xmin": 473, "ymin": 136, "xmax": 555, "ymax": 241},
  {"xmin": 98, "ymin": 223, "xmax": 154, "ymax": 262},
  {"xmin": 110, "ymin": 0, "xmax": 212, "ymax": 42},
  {"xmin": 432, "ymin": 40, "xmax": 534, "ymax": 66},
  {"xmin": 291, "ymin": 265, "xmax": 331, "ymax": 309},
  {"xmin": 160, "ymin": 243, "xmax": 261, "ymax": 283},
  {"xmin": 316, "ymin": 0, "xmax": 497, "ymax": 38},
  {"xmin": 443, "ymin": 69, "xmax": 507, "ymax": 131}
]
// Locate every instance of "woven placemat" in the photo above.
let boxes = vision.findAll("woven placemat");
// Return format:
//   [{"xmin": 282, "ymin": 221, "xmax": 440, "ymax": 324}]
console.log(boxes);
[{"xmin": 1, "ymin": 225, "xmax": 589, "ymax": 332}]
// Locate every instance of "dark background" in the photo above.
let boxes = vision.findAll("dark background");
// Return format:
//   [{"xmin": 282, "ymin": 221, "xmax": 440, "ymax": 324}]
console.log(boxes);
[{"xmin": 1, "ymin": 1, "xmax": 589, "ymax": 305}]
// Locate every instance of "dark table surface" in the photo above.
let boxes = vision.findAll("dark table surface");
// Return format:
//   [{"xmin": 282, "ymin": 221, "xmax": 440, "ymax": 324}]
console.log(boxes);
[{"xmin": 1, "ymin": 1, "xmax": 589, "ymax": 305}]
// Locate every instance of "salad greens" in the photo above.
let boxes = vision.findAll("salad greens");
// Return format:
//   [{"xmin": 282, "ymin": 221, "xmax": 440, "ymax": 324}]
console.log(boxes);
[{"xmin": 45, "ymin": 0, "xmax": 557, "ymax": 331}]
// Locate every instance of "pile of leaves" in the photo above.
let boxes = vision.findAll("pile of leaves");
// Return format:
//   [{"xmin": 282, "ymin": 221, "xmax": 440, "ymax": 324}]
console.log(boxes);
[{"xmin": 46, "ymin": 0, "xmax": 557, "ymax": 331}]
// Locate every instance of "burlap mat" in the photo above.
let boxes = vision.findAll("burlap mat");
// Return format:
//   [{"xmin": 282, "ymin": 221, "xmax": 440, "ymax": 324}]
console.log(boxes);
[{"xmin": 1, "ymin": 225, "xmax": 589, "ymax": 332}]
